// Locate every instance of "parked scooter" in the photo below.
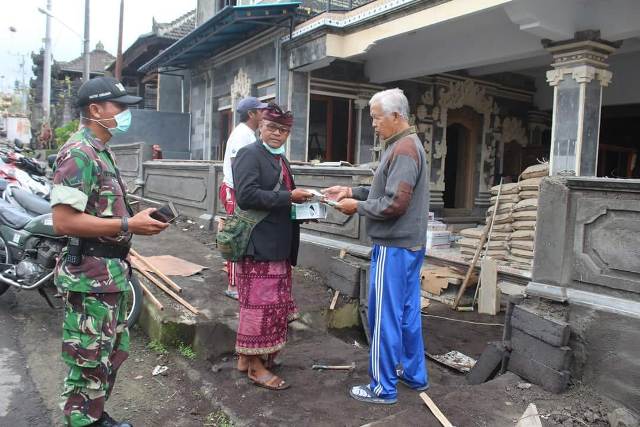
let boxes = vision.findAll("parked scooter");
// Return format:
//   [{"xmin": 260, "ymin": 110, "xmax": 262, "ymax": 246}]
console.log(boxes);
[{"xmin": 0, "ymin": 179, "xmax": 142, "ymax": 327}]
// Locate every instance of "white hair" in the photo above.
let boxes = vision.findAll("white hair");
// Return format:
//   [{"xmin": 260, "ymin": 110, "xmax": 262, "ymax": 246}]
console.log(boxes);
[{"xmin": 369, "ymin": 88, "xmax": 410, "ymax": 120}]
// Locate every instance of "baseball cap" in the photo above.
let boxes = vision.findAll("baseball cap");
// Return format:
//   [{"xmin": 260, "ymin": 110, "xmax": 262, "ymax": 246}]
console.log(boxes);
[
  {"xmin": 76, "ymin": 76, "xmax": 143, "ymax": 107},
  {"xmin": 236, "ymin": 97, "xmax": 269, "ymax": 114}
]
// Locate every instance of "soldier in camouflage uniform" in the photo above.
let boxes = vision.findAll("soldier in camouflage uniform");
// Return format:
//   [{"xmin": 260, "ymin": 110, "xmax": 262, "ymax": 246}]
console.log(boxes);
[{"xmin": 51, "ymin": 77, "xmax": 169, "ymax": 427}]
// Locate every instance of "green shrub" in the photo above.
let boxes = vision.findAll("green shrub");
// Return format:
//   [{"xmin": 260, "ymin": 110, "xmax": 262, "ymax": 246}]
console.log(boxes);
[{"xmin": 54, "ymin": 119, "xmax": 79, "ymax": 148}]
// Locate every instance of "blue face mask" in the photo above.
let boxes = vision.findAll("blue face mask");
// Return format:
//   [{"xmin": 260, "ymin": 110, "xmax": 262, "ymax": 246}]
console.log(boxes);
[
  {"xmin": 84, "ymin": 109, "xmax": 132, "ymax": 136},
  {"xmin": 263, "ymin": 142, "xmax": 285, "ymax": 155},
  {"xmin": 106, "ymin": 110, "xmax": 132, "ymax": 135}
]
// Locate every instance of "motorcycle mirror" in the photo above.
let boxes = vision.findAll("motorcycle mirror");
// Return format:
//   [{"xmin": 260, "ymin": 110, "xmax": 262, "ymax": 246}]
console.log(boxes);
[{"xmin": 14, "ymin": 139, "xmax": 24, "ymax": 149}]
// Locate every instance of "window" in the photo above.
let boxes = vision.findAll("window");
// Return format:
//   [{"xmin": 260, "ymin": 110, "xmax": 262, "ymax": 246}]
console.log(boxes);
[{"xmin": 307, "ymin": 95, "xmax": 355, "ymax": 163}]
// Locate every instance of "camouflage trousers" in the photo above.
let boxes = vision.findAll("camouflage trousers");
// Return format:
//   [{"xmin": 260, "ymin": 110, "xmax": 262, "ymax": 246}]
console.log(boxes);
[{"xmin": 61, "ymin": 291, "xmax": 130, "ymax": 427}]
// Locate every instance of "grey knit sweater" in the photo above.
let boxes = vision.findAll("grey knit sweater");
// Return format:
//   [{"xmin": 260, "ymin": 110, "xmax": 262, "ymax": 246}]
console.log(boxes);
[{"xmin": 352, "ymin": 127, "xmax": 429, "ymax": 249}]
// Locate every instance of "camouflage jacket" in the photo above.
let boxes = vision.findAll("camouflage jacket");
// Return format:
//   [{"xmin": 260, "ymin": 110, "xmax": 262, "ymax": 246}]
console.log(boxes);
[{"xmin": 51, "ymin": 127, "xmax": 132, "ymax": 293}]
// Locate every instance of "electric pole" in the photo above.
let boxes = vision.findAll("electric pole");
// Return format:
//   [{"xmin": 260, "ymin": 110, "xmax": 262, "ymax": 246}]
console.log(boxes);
[
  {"xmin": 42, "ymin": 0, "xmax": 52, "ymax": 122},
  {"xmin": 83, "ymin": 0, "xmax": 90, "ymax": 82},
  {"xmin": 115, "ymin": 0, "xmax": 124, "ymax": 80}
]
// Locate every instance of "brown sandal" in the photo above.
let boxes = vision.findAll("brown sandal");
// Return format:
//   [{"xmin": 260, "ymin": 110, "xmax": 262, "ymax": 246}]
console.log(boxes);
[
  {"xmin": 237, "ymin": 355, "xmax": 281, "ymax": 372},
  {"xmin": 248, "ymin": 371, "xmax": 290, "ymax": 390}
]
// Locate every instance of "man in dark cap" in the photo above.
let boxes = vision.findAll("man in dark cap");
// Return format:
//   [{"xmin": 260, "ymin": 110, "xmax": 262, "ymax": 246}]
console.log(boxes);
[
  {"xmin": 219, "ymin": 96, "xmax": 269, "ymax": 299},
  {"xmin": 51, "ymin": 77, "xmax": 169, "ymax": 427}
]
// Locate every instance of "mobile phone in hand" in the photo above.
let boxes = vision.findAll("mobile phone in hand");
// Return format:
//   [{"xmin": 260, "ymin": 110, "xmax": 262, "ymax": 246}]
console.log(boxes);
[{"xmin": 150, "ymin": 202, "xmax": 179, "ymax": 223}]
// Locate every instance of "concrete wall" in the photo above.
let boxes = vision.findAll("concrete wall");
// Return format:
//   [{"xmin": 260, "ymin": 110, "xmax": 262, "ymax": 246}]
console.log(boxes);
[
  {"xmin": 109, "ymin": 110, "xmax": 191, "ymax": 159},
  {"xmin": 111, "ymin": 142, "xmax": 152, "ymax": 192},
  {"xmin": 143, "ymin": 161, "xmax": 219, "ymax": 219},
  {"xmin": 527, "ymin": 176, "xmax": 640, "ymax": 411},
  {"xmin": 158, "ymin": 71, "xmax": 190, "ymax": 113}
]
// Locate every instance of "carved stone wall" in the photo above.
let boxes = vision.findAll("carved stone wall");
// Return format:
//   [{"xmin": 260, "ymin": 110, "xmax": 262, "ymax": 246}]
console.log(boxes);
[
  {"xmin": 526, "ymin": 177, "xmax": 640, "ymax": 412},
  {"xmin": 405, "ymin": 76, "xmax": 534, "ymax": 211}
]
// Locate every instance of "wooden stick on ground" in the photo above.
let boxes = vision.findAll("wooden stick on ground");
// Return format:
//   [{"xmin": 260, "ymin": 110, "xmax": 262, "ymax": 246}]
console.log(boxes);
[
  {"xmin": 131, "ymin": 258, "xmax": 199, "ymax": 315},
  {"xmin": 130, "ymin": 249, "xmax": 182, "ymax": 293},
  {"xmin": 138, "ymin": 280, "xmax": 164, "ymax": 311},
  {"xmin": 473, "ymin": 178, "xmax": 504, "ymax": 307},
  {"xmin": 419, "ymin": 392, "xmax": 454, "ymax": 427},
  {"xmin": 329, "ymin": 290, "xmax": 340, "ymax": 310},
  {"xmin": 453, "ymin": 178, "xmax": 503, "ymax": 310},
  {"xmin": 452, "ymin": 230, "xmax": 487, "ymax": 309}
]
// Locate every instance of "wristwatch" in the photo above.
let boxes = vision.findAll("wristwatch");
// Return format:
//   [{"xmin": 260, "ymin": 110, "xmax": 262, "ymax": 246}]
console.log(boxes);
[{"xmin": 121, "ymin": 216, "xmax": 129, "ymax": 233}]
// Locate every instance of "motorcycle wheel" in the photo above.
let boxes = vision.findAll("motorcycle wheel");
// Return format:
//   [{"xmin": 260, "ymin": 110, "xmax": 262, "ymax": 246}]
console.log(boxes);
[
  {"xmin": 0, "ymin": 236, "xmax": 11, "ymax": 296},
  {"xmin": 125, "ymin": 273, "xmax": 143, "ymax": 328}
]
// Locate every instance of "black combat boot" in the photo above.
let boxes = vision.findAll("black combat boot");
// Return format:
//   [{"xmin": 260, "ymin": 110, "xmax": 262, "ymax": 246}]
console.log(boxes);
[{"xmin": 91, "ymin": 412, "xmax": 133, "ymax": 427}]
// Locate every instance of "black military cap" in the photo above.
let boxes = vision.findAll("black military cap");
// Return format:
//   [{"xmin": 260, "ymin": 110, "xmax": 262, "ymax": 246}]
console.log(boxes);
[{"xmin": 76, "ymin": 76, "xmax": 142, "ymax": 107}]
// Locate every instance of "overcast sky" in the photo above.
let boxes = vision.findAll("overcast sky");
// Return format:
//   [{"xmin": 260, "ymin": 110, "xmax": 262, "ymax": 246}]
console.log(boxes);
[{"xmin": 0, "ymin": 0, "xmax": 196, "ymax": 93}]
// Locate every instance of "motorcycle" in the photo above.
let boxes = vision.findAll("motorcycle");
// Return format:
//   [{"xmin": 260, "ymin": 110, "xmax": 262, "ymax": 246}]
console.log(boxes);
[
  {"xmin": 0, "ymin": 157, "xmax": 51, "ymax": 200},
  {"xmin": 0, "ymin": 180, "xmax": 142, "ymax": 327}
]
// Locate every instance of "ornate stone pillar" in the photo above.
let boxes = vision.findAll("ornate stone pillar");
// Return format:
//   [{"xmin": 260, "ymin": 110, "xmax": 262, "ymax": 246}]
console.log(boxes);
[{"xmin": 545, "ymin": 32, "xmax": 618, "ymax": 176}]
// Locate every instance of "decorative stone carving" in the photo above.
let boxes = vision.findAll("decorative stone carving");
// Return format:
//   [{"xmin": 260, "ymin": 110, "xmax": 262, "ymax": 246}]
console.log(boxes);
[
  {"xmin": 500, "ymin": 117, "xmax": 528, "ymax": 147},
  {"xmin": 431, "ymin": 106, "xmax": 440, "ymax": 122},
  {"xmin": 421, "ymin": 86, "xmax": 434, "ymax": 106},
  {"xmin": 436, "ymin": 79, "xmax": 497, "ymax": 194},
  {"xmin": 416, "ymin": 104, "xmax": 429, "ymax": 121},
  {"xmin": 230, "ymin": 68, "xmax": 251, "ymax": 100},
  {"xmin": 417, "ymin": 123, "xmax": 433, "ymax": 157},
  {"xmin": 433, "ymin": 138, "xmax": 447, "ymax": 189},
  {"xmin": 546, "ymin": 65, "xmax": 613, "ymax": 87},
  {"xmin": 438, "ymin": 79, "xmax": 494, "ymax": 129},
  {"xmin": 574, "ymin": 199, "xmax": 640, "ymax": 293}
]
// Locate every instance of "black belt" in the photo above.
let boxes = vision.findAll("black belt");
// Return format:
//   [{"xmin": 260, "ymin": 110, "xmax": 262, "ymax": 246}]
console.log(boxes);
[{"xmin": 82, "ymin": 241, "xmax": 131, "ymax": 260}]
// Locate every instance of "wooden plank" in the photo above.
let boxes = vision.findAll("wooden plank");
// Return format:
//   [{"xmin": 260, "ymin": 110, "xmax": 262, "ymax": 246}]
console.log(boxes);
[
  {"xmin": 478, "ymin": 257, "xmax": 499, "ymax": 315},
  {"xmin": 419, "ymin": 393, "xmax": 454, "ymax": 427},
  {"xmin": 515, "ymin": 403, "xmax": 543, "ymax": 427},
  {"xmin": 130, "ymin": 249, "xmax": 183, "ymax": 293},
  {"xmin": 131, "ymin": 258, "xmax": 199, "ymax": 315},
  {"xmin": 329, "ymin": 290, "xmax": 340, "ymax": 310},
  {"xmin": 452, "ymin": 230, "xmax": 487, "ymax": 309},
  {"xmin": 138, "ymin": 279, "xmax": 164, "ymax": 311}
]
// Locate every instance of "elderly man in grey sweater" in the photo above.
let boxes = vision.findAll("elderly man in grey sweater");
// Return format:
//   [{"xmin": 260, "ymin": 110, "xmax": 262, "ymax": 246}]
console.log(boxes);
[{"xmin": 323, "ymin": 88, "xmax": 429, "ymax": 405}]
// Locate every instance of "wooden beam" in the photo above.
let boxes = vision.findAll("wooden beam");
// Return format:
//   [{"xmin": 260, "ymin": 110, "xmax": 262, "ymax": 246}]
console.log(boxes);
[
  {"xmin": 419, "ymin": 393, "xmax": 453, "ymax": 427},
  {"xmin": 131, "ymin": 258, "xmax": 199, "ymax": 315}
]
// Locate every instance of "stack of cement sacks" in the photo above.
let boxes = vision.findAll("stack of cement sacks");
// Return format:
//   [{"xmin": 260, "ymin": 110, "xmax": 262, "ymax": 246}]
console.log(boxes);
[
  {"xmin": 458, "ymin": 182, "xmax": 519, "ymax": 262},
  {"xmin": 507, "ymin": 163, "xmax": 549, "ymax": 270}
]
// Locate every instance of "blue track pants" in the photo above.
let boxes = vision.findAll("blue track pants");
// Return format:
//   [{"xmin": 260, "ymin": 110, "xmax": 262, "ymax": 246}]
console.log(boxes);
[{"xmin": 368, "ymin": 244, "xmax": 428, "ymax": 399}]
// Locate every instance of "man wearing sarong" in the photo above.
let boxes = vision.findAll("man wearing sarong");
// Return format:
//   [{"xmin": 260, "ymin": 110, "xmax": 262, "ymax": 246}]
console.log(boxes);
[
  {"xmin": 323, "ymin": 88, "xmax": 430, "ymax": 404},
  {"xmin": 231, "ymin": 103, "xmax": 312, "ymax": 390}
]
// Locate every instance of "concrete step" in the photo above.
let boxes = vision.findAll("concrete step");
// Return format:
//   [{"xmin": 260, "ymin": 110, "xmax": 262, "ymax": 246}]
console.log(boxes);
[{"xmin": 132, "ymin": 226, "xmax": 336, "ymax": 363}]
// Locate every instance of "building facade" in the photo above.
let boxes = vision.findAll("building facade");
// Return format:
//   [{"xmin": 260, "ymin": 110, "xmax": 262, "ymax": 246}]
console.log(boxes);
[{"xmin": 141, "ymin": 0, "xmax": 640, "ymax": 218}]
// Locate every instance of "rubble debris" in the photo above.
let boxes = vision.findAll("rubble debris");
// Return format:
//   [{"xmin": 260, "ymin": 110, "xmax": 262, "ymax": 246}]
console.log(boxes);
[
  {"xmin": 152, "ymin": 365, "xmax": 168, "ymax": 376},
  {"xmin": 427, "ymin": 350, "xmax": 476, "ymax": 373},
  {"xmin": 608, "ymin": 408, "xmax": 640, "ymax": 427}
]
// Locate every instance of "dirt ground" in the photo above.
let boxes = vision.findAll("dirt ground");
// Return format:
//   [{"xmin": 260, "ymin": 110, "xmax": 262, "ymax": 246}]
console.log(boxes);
[{"xmin": 0, "ymin": 218, "xmax": 621, "ymax": 426}]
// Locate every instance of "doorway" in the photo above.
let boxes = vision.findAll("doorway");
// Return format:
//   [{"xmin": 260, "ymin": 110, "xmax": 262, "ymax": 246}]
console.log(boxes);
[
  {"xmin": 444, "ymin": 107, "xmax": 481, "ymax": 210},
  {"xmin": 308, "ymin": 95, "xmax": 355, "ymax": 163}
]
